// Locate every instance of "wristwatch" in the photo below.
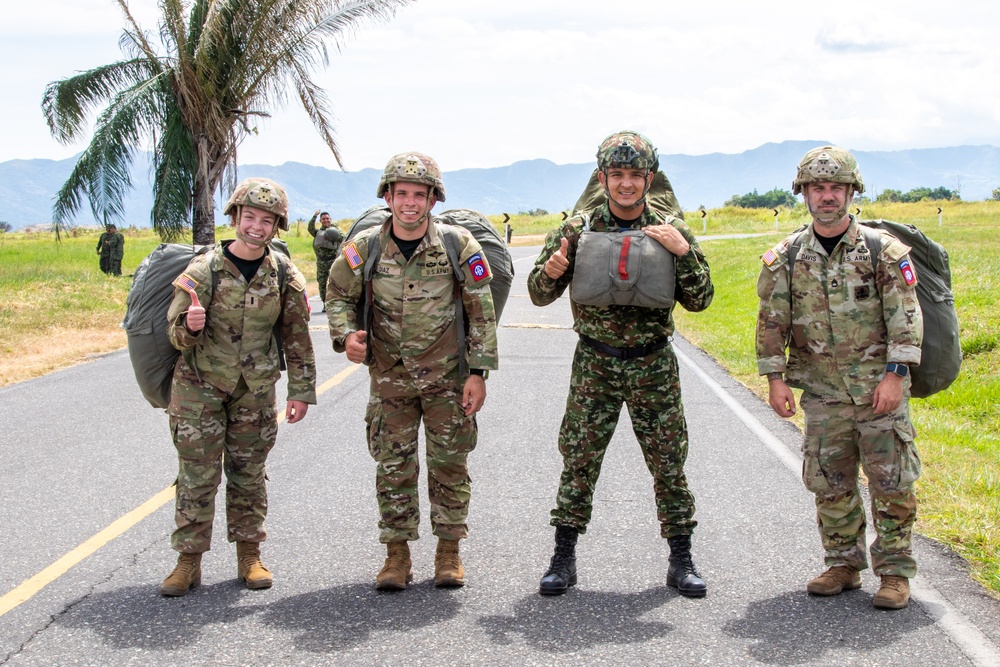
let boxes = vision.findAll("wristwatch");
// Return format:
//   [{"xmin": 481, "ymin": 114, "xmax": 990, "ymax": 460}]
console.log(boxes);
[{"xmin": 886, "ymin": 363, "xmax": 909, "ymax": 377}]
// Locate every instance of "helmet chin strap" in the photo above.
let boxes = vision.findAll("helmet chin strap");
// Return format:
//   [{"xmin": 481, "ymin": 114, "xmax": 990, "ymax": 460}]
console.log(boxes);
[
  {"xmin": 602, "ymin": 168, "xmax": 651, "ymax": 210},
  {"xmin": 233, "ymin": 205, "xmax": 277, "ymax": 248},
  {"xmin": 807, "ymin": 186, "xmax": 852, "ymax": 226}
]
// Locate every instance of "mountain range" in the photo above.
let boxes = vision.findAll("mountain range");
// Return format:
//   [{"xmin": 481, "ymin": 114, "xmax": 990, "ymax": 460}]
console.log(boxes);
[{"xmin": 3, "ymin": 140, "xmax": 999, "ymax": 229}]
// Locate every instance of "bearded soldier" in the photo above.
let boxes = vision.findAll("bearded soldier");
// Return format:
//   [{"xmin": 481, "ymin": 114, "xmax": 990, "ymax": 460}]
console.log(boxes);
[
  {"xmin": 160, "ymin": 178, "xmax": 316, "ymax": 596},
  {"xmin": 308, "ymin": 210, "xmax": 343, "ymax": 311},
  {"xmin": 326, "ymin": 152, "xmax": 498, "ymax": 591},
  {"xmin": 756, "ymin": 146, "xmax": 923, "ymax": 610},
  {"xmin": 528, "ymin": 130, "xmax": 714, "ymax": 597}
]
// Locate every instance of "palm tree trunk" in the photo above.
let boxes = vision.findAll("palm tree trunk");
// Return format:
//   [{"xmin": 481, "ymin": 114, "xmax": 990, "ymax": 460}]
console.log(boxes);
[{"xmin": 191, "ymin": 173, "xmax": 216, "ymax": 245}]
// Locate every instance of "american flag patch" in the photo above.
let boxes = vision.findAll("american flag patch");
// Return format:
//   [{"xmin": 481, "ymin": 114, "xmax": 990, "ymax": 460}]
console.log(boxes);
[
  {"xmin": 762, "ymin": 248, "xmax": 778, "ymax": 266},
  {"xmin": 172, "ymin": 273, "xmax": 199, "ymax": 294},
  {"xmin": 899, "ymin": 259, "xmax": 917, "ymax": 285},
  {"xmin": 344, "ymin": 242, "xmax": 363, "ymax": 270}
]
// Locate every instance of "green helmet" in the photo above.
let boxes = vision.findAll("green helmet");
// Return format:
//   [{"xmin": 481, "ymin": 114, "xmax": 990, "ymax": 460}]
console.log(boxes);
[
  {"xmin": 376, "ymin": 152, "xmax": 446, "ymax": 202},
  {"xmin": 792, "ymin": 145, "xmax": 865, "ymax": 195},
  {"xmin": 223, "ymin": 178, "xmax": 290, "ymax": 230},
  {"xmin": 596, "ymin": 130, "xmax": 659, "ymax": 172}
]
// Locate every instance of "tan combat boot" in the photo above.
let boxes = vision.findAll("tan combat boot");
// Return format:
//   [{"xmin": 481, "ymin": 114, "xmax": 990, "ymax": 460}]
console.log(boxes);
[
  {"xmin": 160, "ymin": 552, "xmax": 202, "ymax": 597},
  {"xmin": 236, "ymin": 541, "xmax": 273, "ymax": 590},
  {"xmin": 376, "ymin": 542, "xmax": 413, "ymax": 591},
  {"xmin": 806, "ymin": 566, "xmax": 862, "ymax": 596},
  {"xmin": 873, "ymin": 575, "xmax": 910, "ymax": 609},
  {"xmin": 434, "ymin": 538, "xmax": 465, "ymax": 588}
]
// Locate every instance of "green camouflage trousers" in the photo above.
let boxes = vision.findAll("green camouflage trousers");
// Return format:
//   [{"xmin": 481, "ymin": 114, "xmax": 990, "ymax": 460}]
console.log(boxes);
[
  {"xmin": 800, "ymin": 392, "xmax": 920, "ymax": 577},
  {"xmin": 168, "ymin": 375, "xmax": 278, "ymax": 553},
  {"xmin": 317, "ymin": 256, "xmax": 335, "ymax": 304},
  {"xmin": 551, "ymin": 341, "xmax": 697, "ymax": 538},
  {"xmin": 365, "ymin": 362, "xmax": 477, "ymax": 543}
]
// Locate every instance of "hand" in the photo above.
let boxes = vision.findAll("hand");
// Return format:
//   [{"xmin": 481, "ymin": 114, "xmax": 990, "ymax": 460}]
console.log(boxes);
[
  {"xmin": 544, "ymin": 237, "xmax": 570, "ymax": 279},
  {"xmin": 345, "ymin": 330, "xmax": 368, "ymax": 364},
  {"xmin": 184, "ymin": 292, "xmax": 206, "ymax": 333},
  {"xmin": 285, "ymin": 400, "xmax": 309, "ymax": 424},
  {"xmin": 462, "ymin": 374, "xmax": 486, "ymax": 416},
  {"xmin": 768, "ymin": 378, "xmax": 797, "ymax": 417},
  {"xmin": 644, "ymin": 224, "xmax": 690, "ymax": 257},
  {"xmin": 873, "ymin": 373, "xmax": 904, "ymax": 414}
]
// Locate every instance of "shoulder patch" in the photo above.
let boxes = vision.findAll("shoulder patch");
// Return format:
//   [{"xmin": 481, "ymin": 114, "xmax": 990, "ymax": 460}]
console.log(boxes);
[
  {"xmin": 343, "ymin": 241, "xmax": 363, "ymax": 270},
  {"xmin": 467, "ymin": 253, "xmax": 490, "ymax": 282},
  {"xmin": 898, "ymin": 258, "xmax": 918, "ymax": 286},
  {"xmin": 761, "ymin": 240, "xmax": 789, "ymax": 270}
]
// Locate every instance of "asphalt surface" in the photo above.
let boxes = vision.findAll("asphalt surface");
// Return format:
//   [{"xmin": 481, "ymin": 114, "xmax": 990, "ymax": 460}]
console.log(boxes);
[{"xmin": 1, "ymin": 244, "xmax": 998, "ymax": 666}]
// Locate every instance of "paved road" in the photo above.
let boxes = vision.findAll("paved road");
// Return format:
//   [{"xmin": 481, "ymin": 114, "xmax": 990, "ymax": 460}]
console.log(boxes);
[{"xmin": 1, "ymin": 245, "xmax": 998, "ymax": 666}]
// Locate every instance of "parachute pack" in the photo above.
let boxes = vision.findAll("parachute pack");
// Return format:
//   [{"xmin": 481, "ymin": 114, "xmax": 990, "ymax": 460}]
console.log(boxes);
[
  {"xmin": 788, "ymin": 219, "xmax": 962, "ymax": 398},
  {"xmin": 122, "ymin": 240, "xmax": 291, "ymax": 409},
  {"xmin": 572, "ymin": 168, "xmax": 685, "ymax": 219}
]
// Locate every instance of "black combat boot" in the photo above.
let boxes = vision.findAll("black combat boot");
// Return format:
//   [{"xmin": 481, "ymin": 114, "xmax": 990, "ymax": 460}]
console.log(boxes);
[
  {"xmin": 667, "ymin": 534, "xmax": 707, "ymax": 598},
  {"xmin": 539, "ymin": 525, "xmax": 579, "ymax": 596}
]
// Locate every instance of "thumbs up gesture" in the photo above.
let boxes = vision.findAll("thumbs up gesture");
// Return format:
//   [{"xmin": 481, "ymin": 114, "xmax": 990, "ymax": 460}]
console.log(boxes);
[
  {"xmin": 184, "ymin": 291, "xmax": 206, "ymax": 333},
  {"xmin": 544, "ymin": 237, "xmax": 571, "ymax": 279}
]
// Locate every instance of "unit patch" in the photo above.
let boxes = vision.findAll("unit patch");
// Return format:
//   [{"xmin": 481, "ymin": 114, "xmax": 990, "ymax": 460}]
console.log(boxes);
[
  {"xmin": 467, "ymin": 253, "xmax": 490, "ymax": 282},
  {"xmin": 899, "ymin": 258, "xmax": 917, "ymax": 285}
]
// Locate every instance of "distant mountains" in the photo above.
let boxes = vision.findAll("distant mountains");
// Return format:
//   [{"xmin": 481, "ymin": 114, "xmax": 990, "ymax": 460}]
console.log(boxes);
[{"xmin": 3, "ymin": 140, "xmax": 999, "ymax": 229}]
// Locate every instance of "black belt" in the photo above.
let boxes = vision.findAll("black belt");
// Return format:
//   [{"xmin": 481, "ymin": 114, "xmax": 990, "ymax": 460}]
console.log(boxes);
[{"xmin": 580, "ymin": 335, "xmax": 670, "ymax": 360}]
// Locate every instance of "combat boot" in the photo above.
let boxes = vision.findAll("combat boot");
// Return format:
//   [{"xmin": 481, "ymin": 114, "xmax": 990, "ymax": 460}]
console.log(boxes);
[
  {"xmin": 806, "ymin": 566, "xmax": 862, "ymax": 596},
  {"xmin": 376, "ymin": 541, "xmax": 413, "ymax": 591},
  {"xmin": 434, "ymin": 538, "xmax": 465, "ymax": 588},
  {"xmin": 667, "ymin": 534, "xmax": 707, "ymax": 598},
  {"xmin": 160, "ymin": 552, "xmax": 202, "ymax": 597},
  {"xmin": 873, "ymin": 575, "xmax": 910, "ymax": 609},
  {"xmin": 539, "ymin": 525, "xmax": 578, "ymax": 596},
  {"xmin": 236, "ymin": 541, "xmax": 273, "ymax": 590}
]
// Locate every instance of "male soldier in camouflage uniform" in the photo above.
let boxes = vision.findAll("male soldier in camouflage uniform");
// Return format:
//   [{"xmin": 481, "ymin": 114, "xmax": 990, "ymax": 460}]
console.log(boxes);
[
  {"xmin": 326, "ymin": 152, "xmax": 498, "ymax": 591},
  {"xmin": 96, "ymin": 223, "xmax": 124, "ymax": 275},
  {"xmin": 528, "ymin": 131, "xmax": 714, "ymax": 597},
  {"xmin": 160, "ymin": 177, "xmax": 317, "ymax": 597},
  {"xmin": 307, "ymin": 210, "xmax": 343, "ymax": 310},
  {"xmin": 756, "ymin": 146, "xmax": 923, "ymax": 610}
]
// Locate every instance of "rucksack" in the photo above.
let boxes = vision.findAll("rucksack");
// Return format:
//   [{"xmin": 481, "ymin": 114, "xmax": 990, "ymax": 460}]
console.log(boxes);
[
  {"xmin": 787, "ymin": 220, "xmax": 961, "ymax": 398},
  {"xmin": 122, "ymin": 240, "xmax": 291, "ymax": 409},
  {"xmin": 572, "ymin": 168, "xmax": 685, "ymax": 219}
]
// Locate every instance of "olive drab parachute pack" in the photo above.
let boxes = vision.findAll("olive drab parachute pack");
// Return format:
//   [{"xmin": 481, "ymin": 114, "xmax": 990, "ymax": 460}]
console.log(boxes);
[
  {"xmin": 787, "ymin": 219, "xmax": 961, "ymax": 398},
  {"xmin": 572, "ymin": 169, "xmax": 685, "ymax": 219},
  {"xmin": 123, "ymin": 239, "xmax": 291, "ymax": 409}
]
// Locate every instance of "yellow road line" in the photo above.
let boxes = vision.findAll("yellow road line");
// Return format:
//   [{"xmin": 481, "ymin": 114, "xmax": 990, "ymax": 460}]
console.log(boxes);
[{"xmin": 0, "ymin": 362, "xmax": 363, "ymax": 618}]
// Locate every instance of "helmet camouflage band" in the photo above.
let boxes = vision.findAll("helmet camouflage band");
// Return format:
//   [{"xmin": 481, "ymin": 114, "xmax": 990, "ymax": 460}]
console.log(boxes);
[
  {"xmin": 223, "ymin": 178, "xmax": 290, "ymax": 230},
  {"xmin": 792, "ymin": 145, "xmax": 865, "ymax": 195},
  {"xmin": 596, "ymin": 130, "xmax": 659, "ymax": 172},
  {"xmin": 376, "ymin": 152, "xmax": 447, "ymax": 202}
]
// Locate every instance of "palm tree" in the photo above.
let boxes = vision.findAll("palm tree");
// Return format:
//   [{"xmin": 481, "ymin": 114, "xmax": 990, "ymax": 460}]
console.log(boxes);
[{"xmin": 43, "ymin": 0, "xmax": 413, "ymax": 244}]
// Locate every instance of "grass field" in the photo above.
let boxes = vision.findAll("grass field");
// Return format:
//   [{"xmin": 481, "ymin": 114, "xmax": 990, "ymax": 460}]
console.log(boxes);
[{"xmin": 1, "ymin": 201, "xmax": 997, "ymax": 595}]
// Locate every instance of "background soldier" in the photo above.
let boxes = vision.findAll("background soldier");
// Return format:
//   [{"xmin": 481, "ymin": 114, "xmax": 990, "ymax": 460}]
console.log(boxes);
[
  {"xmin": 160, "ymin": 178, "xmax": 316, "ymax": 597},
  {"xmin": 326, "ymin": 152, "xmax": 498, "ymax": 591},
  {"xmin": 308, "ymin": 210, "xmax": 343, "ymax": 311},
  {"xmin": 755, "ymin": 146, "xmax": 923, "ymax": 610},
  {"xmin": 527, "ymin": 130, "xmax": 714, "ymax": 597},
  {"xmin": 96, "ymin": 223, "xmax": 124, "ymax": 275}
]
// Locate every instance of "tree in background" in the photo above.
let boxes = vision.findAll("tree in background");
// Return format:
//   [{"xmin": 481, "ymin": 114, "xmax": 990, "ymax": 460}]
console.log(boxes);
[
  {"xmin": 0, "ymin": 221, "xmax": 11, "ymax": 234},
  {"xmin": 993, "ymin": 187, "xmax": 1000, "ymax": 201},
  {"xmin": 876, "ymin": 186, "xmax": 960, "ymax": 203},
  {"xmin": 43, "ymin": 0, "xmax": 412, "ymax": 244},
  {"xmin": 724, "ymin": 188, "xmax": 797, "ymax": 209}
]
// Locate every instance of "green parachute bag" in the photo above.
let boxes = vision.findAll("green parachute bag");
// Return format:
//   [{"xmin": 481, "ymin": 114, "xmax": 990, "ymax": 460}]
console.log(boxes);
[{"xmin": 572, "ymin": 169, "xmax": 685, "ymax": 219}]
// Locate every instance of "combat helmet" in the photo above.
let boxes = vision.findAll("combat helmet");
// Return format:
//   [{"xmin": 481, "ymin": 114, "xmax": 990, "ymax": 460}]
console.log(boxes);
[
  {"xmin": 792, "ymin": 146, "xmax": 865, "ymax": 195},
  {"xmin": 597, "ymin": 131, "xmax": 659, "ymax": 172},
  {"xmin": 376, "ymin": 152, "xmax": 446, "ymax": 202},
  {"xmin": 224, "ymin": 178, "xmax": 290, "ymax": 231}
]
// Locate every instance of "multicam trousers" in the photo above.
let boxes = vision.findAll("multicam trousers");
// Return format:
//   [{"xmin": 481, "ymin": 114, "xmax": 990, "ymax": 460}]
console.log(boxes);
[
  {"xmin": 317, "ymin": 256, "xmax": 335, "ymax": 304},
  {"xmin": 167, "ymin": 376, "xmax": 278, "ymax": 553},
  {"xmin": 800, "ymin": 392, "xmax": 921, "ymax": 577},
  {"xmin": 365, "ymin": 362, "xmax": 477, "ymax": 543},
  {"xmin": 550, "ymin": 340, "xmax": 697, "ymax": 538}
]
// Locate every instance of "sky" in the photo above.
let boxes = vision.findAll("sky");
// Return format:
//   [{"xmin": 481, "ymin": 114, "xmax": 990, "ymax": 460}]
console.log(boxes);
[{"xmin": 4, "ymin": 0, "xmax": 1000, "ymax": 173}]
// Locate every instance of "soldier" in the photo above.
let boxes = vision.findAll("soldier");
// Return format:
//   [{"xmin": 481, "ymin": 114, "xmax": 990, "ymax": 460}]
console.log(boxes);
[
  {"xmin": 326, "ymin": 152, "xmax": 498, "ymax": 591},
  {"xmin": 96, "ymin": 223, "xmax": 124, "ymax": 275},
  {"xmin": 755, "ymin": 146, "xmax": 923, "ymax": 610},
  {"xmin": 528, "ymin": 131, "xmax": 714, "ymax": 597},
  {"xmin": 159, "ymin": 178, "xmax": 317, "ymax": 597},
  {"xmin": 308, "ymin": 209, "xmax": 343, "ymax": 311}
]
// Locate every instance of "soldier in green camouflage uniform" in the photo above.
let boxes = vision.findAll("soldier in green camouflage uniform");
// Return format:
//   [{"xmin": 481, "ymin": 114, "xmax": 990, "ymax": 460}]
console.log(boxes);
[
  {"xmin": 96, "ymin": 223, "xmax": 124, "ymax": 275},
  {"xmin": 326, "ymin": 152, "xmax": 498, "ymax": 591},
  {"xmin": 756, "ymin": 146, "xmax": 923, "ymax": 610},
  {"xmin": 528, "ymin": 131, "xmax": 714, "ymax": 598},
  {"xmin": 159, "ymin": 177, "xmax": 317, "ymax": 597},
  {"xmin": 308, "ymin": 210, "xmax": 343, "ymax": 309}
]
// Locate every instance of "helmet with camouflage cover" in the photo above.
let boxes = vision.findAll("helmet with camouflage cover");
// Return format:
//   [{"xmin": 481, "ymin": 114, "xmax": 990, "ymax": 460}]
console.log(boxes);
[
  {"xmin": 792, "ymin": 145, "xmax": 865, "ymax": 195},
  {"xmin": 223, "ymin": 178, "xmax": 290, "ymax": 231},
  {"xmin": 596, "ymin": 130, "xmax": 659, "ymax": 172},
  {"xmin": 376, "ymin": 152, "xmax": 447, "ymax": 202}
]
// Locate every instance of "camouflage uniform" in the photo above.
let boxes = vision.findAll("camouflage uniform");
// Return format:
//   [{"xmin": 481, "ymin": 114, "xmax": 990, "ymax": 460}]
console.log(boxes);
[
  {"xmin": 308, "ymin": 213, "xmax": 343, "ymax": 303},
  {"xmin": 326, "ymin": 216, "xmax": 498, "ymax": 543},
  {"xmin": 756, "ymin": 216, "xmax": 923, "ymax": 576},
  {"xmin": 527, "ymin": 202, "xmax": 714, "ymax": 538},
  {"xmin": 96, "ymin": 229, "xmax": 124, "ymax": 275},
  {"xmin": 165, "ymin": 241, "xmax": 316, "ymax": 553}
]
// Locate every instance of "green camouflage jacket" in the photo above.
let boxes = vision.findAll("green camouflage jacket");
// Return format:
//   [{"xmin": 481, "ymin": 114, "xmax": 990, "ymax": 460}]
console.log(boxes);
[
  {"xmin": 96, "ymin": 232, "xmax": 124, "ymax": 260},
  {"xmin": 308, "ymin": 214, "xmax": 342, "ymax": 261}
]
